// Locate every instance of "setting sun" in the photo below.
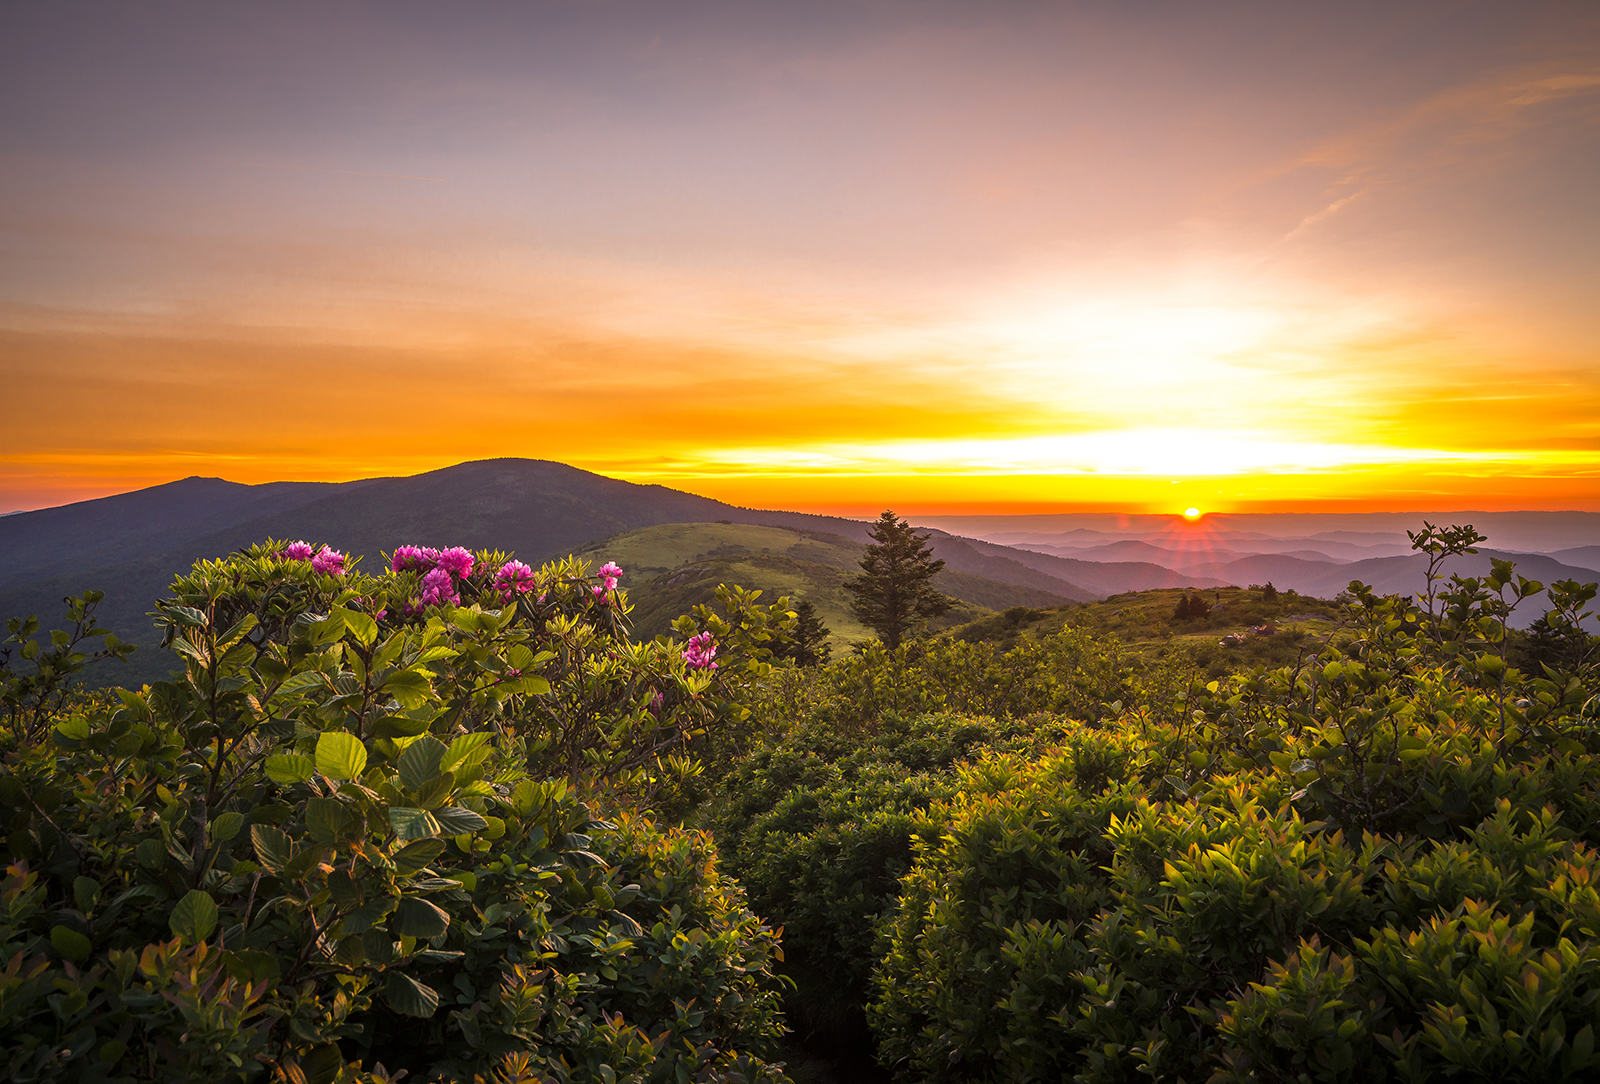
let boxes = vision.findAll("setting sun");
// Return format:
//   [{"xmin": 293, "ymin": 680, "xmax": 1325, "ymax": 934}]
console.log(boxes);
[{"xmin": 1184, "ymin": 508, "xmax": 1202, "ymax": 520}]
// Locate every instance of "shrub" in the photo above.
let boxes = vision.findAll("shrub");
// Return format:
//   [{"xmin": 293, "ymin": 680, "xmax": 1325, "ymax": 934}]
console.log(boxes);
[{"xmin": 0, "ymin": 543, "xmax": 794, "ymax": 1083}]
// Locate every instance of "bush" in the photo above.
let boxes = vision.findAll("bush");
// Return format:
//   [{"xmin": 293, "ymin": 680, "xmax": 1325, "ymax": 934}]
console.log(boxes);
[
  {"xmin": 0, "ymin": 542, "xmax": 794, "ymax": 1083},
  {"xmin": 863, "ymin": 555, "xmax": 1600, "ymax": 1083}
]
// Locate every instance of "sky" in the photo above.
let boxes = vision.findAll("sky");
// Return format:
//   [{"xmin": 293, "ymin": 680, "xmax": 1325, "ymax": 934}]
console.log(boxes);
[{"xmin": 2, "ymin": 0, "xmax": 1597, "ymax": 516}]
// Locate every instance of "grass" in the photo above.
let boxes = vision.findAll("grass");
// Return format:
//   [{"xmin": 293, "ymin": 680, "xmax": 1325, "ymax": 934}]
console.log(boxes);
[{"xmin": 946, "ymin": 585, "xmax": 1350, "ymax": 678}]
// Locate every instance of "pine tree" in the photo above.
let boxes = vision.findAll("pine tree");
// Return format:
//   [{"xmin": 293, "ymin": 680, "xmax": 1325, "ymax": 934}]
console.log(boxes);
[
  {"xmin": 775, "ymin": 598, "xmax": 832, "ymax": 667},
  {"xmin": 843, "ymin": 510, "xmax": 953, "ymax": 650}
]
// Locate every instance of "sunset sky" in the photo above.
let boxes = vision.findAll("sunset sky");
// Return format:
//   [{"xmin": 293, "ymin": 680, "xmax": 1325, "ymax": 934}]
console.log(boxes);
[{"xmin": 2, "ymin": 1, "xmax": 1597, "ymax": 515}]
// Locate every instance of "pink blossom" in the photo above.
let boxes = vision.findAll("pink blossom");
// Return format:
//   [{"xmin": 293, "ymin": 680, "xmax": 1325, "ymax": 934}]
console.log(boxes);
[
  {"xmin": 420, "ymin": 567, "xmax": 459, "ymax": 607},
  {"xmin": 598, "ymin": 561, "xmax": 623, "ymax": 591},
  {"xmin": 436, "ymin": 546, "xmax": 475, "ymax": 577},
  {"xmin": 391, "ymin": 545, "xmax": 432, "ymax": 573},
  {"xmin": 493, "ymin": 560, "xmax": 535, "ymax": 602},
  {"xmin": 312, "ymin": 546, "xmax": 346, "ymax": 576},
  {"xmin": 682, "ymin": 631, "xmax": 718, "ymax": 671},
  {"xmin": 592, "ymin": 585, "xmax": 606, "ymax": 598},
  {"xmin": 280, "ymin": 541, "xmax": 314, "ymax": 561}
]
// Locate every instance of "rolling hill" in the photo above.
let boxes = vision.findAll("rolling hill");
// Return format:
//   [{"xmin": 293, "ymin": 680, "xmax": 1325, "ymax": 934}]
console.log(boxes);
[
  {"xmin": 0, "ymin": 460, "xmax": 1098, "ymax": 685},
  {"xmin": 575, "ymin": 522, "xmax": 1074, "ymax": 649}
]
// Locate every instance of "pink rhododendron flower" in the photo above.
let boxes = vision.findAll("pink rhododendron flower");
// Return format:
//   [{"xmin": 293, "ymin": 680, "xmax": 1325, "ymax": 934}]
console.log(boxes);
[
  {"xmin": 420, "ymin": 567, "xmax": 459, "ymax": 607},
  {"xmin": 493, "ymin": 560, "xmax": 535, "ymax": 602},
  {"xmin": 682, "ymin": 632, "xmax": 718, "ymax": 671},
  {"xmin": 436, "ymin": 546, "xmax": 475, "ymax": 577},
  {"xmin": 391, "ymin": 545, "xmax": 432, "ymax": 573},
  {"xmin": 598, "ymin": 561, "xmax": 623, "ymax": 591},
  {"xmin": 592, "ymin": 585, "xmax": 606, "ymax": 598},
  {"xmin": 280, "ymin": 541, "xmax": 314, "ymax": 561},
  {"xmin": 312, "ymin": 546, "xmax": 346, "ymax": 576}
]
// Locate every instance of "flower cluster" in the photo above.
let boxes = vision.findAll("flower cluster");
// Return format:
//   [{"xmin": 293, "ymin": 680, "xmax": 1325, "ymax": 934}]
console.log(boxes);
[
  {"xmin": 493, "ymin": 559, "xmax": 535, "ymax": 602},
  {"xmin": 682, "ymin": 632, "xmax": 718, "ymax": 671},
  {"xmin": 391, "ymin": 543, "xmax": 480, "ymax": 608},
  {"xmin": 311, "ymin": 546, "xmax": 345, "ymax": 576},
  {"xmin": 420, "ymin": 567, "xmax": 459, "ymax": 608},
  {"xmin": 390, "ymin": 545, "xmax": 435, "ymax": 573},
  {"xmin": 436, "ymin": 546, "xmax": 475, "ymax": 577},
  {"xmin": 280, "ymin": 541, "xmax": 314, "ymax": 561},
  {"xmin": 599, "ymin": 562, "xmax": 622, "ymax": 590}
]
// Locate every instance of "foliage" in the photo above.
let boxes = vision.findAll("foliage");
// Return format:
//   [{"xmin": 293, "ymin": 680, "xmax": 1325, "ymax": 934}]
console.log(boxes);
[
  {"xmin": 769, "ymin": 600, "xmax": 831, "ymax": 669},
  {"xmin": 0, "ymin": 543, "xmax": 793, "ymax": 1083},
  {"xmin": 2, "ymin": 591, "xmax": 134, "ymax": 743},
  {"xmin": 703, "ymin": 713, "xmax": 1041, "ymax": 1037},
  {"xmin": 843, "ymin": 512, "xmax": 953, "ymax": 650},
  {"xmin": 861, "ymin": 530, "xmax": 1600, "ymax": 1083}
]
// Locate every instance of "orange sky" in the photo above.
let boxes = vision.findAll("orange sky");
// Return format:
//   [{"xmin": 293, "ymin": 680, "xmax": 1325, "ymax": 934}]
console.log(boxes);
[{"xmin": 2, "ymin": 2, "xmax": 1597, "ymax": 515}]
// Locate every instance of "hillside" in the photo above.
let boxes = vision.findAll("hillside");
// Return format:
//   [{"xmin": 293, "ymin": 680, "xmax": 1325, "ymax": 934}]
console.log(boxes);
[
  {"xmin": 576, "ymin": 522, "xmax": 1074, "ymax": 649},
  {"xmin": 946, "ymin": 584, "xmax": 1349, "ymax": 678},
  {"xmin": 0, "ymin": 461, "xmax": 1108, "ymax": 686}
]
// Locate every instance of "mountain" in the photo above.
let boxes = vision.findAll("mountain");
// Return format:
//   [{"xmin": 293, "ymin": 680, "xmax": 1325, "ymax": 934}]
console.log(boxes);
[
  {"xmin": 0, "ymin": 460, "xmax": 1100, "ymax": 686},
  {"xmin": 955, "ymin": 538, "xmax": 1228, "ymax": 595}
]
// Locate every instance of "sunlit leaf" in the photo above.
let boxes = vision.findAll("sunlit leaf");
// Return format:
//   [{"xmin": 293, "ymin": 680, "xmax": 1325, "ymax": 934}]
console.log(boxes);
[
  {"xmin": 316, "ymin": 731, "xmax": 367, "ymax": 781},
  {"xmin": 389, "ymin": 807, "xmax": 441, "ymax": 841},
  {"xmin": 398, "ymin": 735, "xmax": 446, "ymax": 791}
]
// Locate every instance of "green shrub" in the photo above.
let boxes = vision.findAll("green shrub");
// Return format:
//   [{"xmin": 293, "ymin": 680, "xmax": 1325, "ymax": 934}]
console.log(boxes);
[
  {"xmin": 0, "ymin": 543, "xmax": 794, "ymax": 1083},
  {"xmin": 864, "ymin": 541, "xmax": 1600, "ymax": 1083}
]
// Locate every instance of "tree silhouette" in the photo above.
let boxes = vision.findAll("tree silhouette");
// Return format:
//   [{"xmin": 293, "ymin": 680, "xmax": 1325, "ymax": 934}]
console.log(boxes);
[
  {"xmin": 844, "ymin": 510, "xmax": 953, "ymax": 650},
  {"xmin": 775, "ymin": 598, "xmax": 832, "ymax": 667}
]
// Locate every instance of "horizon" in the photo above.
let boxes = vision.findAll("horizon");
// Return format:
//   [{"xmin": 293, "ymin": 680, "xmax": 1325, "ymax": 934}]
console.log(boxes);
[
  {"xmin": 3, "ymin": 2, "xmax": 1598, "ymax": 514},
  {"xmin": 6, "ymin": 460, "xmax": 1600, "ymax": 539}
]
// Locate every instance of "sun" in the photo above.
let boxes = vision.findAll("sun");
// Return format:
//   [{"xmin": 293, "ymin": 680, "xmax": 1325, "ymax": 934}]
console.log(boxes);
[{"xmin": 1183, "ymin": 507, "xmax": 1202, "ymax": 520}]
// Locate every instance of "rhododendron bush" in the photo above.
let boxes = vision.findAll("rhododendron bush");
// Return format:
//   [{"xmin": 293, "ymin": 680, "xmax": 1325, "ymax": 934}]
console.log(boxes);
[{"xmin": 0, "ymin": 540, "xmax": 796, "ymax": 1083}]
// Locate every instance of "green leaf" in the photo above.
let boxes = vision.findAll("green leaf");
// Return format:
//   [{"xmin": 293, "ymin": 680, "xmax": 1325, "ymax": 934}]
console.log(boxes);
[
  {"xmin": 265, "ymin": 753, "xmax": 316, "ymax": 784},
  {"xmin": 392, "ymin": 838, "xmax": 446, "ymax": 874},
  {"xmin": 342, "ymin": 896, "xmax": 399, "ymax": 934},
  {"xmin": 169, "ymin": 890, "xmax": 219, "ymax": 944},
  {"xmin": 327, "ymin": 869, "xmax": 364, "ymax": 908},
  {"xmin": 382, "ymin": 668, "xmax": 433, "ymax": 709},
  {"xmin": 54, "ymin": 715, "xmax": 90, "ymax": 741},
  {"xmin": 398, "ymin": 735, "xmax": 447, "ymax": 791},
  {"xmin": 212, "ymin": 811, "xmax": 247, "ymax": 842},
  {"xmin": 316, "ymin": 731, "xmax": 368, "ymax": 781},
  {"xmin": 216, "ymin": 612, "xmax": 258, "ymax": 650},
  {"xmin": 382, "ymin": 971, "xmax": 440, "ymax": 1018},
  {"xmin": 50, "ymin": 925, "xmax": 92, "ymax": 962},
  {"xmin": 434, "ymin": 806, "xmax": 488, "ymax": 835},
  {"xmin": 440, "ymin": 733, "xmax": 491, "ymax": 774},
  {"xmin": 251, "ymin": 824, "xmax": 294, "ymax": 874},
  {"xmin": 371, "ymin": 713, "xmax": 433, "ymax": 739},
  {"xmin": 273, "ymin": 671, "xmax": 329, "ymax": 698},
  {"xmin": 389, "ymin": 807, "xmax": 441, "ymax": 841},
  {"xmin": 306, "ymin": 797, "xmax": 353, "ymax": 843},
  {"xmin": 300, "ymin": 1043, "xmax": 345, "ymax": 1084},
  {"xmin": 310, "ymin": 611, "xmax": 347, "ymax": 646},
  {"xmin": 167, "ymin": 605, "xmax": 209, "ymax": 629},
  {"xmin": 73, "ymin": 876, "xmax": 101, "ymax": 912},
  {"xmin": 336, "ymin": 608, "xmax": 379, "ymax": 647},
  {"xmin": 391, "ymin": 896, "xmax": 450, "ymax": 938}
]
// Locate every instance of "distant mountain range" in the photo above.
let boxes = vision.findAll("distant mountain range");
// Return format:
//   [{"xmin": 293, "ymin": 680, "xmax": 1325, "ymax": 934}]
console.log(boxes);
[
  {"xmin": 0, "ymin": 460, "xmax": 1099, "ymax": 685},
  {"xmin": 915, "ymin": 512, "xmax": 1600, "ymax": 628},
  {"xmin": 2, "ymin": 459, "xmax": 1595, "ymax": 687}
]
